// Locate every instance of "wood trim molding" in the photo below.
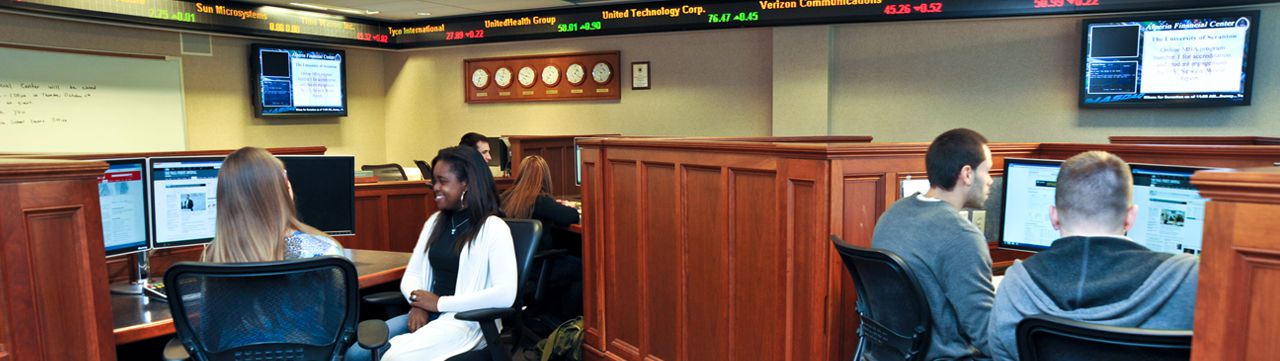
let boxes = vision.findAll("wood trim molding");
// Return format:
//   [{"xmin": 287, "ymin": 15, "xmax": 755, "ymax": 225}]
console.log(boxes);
[
  {"xmin": 1110, "ymin": 136, "xmax": 1280, "ymax": 145},
  {"xmin": 1192, "ymin": 168, "xmax": 1280, "ymax": 204},
  {"xmin": 0, "ymin": 159, "xmax": 107, "ymax": 183},
  {"xmin": 0, "ymin": 146, "xmax": 327, "ymax": 160}
]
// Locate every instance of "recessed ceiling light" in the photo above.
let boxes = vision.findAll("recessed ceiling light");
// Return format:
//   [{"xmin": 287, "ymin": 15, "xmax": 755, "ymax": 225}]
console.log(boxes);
[
  {"xmin": 365, "ymin": 10, "xmax": 380, "ymax": 14},
  {"xmin": 417, "ymin": 11, "xmax": 431, "ymax": 16},
  {"xmin": 289, "ymin": 2, "xmax": 328, "ymax": 10}
]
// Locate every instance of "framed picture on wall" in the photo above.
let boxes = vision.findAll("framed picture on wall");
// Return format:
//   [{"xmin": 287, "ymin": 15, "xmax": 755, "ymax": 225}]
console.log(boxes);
[{"xmin": 631, "ymin": 61, "xmax": 650, "ymax": 90}]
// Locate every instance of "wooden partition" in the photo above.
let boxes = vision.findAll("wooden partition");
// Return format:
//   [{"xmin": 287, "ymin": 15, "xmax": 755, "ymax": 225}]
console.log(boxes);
[
  {"xmin": 349, "ymin": 180, "xmax": 435, "ymax": 252},
  {"xmin": 1109, "ymin": 136, "xmax": 1280, "ymax": 145},
  {"xmin": 1190, "ymin": 167, "xmax": 1280, "ymax": 360},
  {"xmin": 580, "ymin": 138, "xmax": 1280, "ymax": 361},
  {"xmin": 0, "ymin": 159, "xmax": 116, "ymax": 361},
  {"xmin": 507, "ymin": 134, "xmax": 619, "ymax": 197}
]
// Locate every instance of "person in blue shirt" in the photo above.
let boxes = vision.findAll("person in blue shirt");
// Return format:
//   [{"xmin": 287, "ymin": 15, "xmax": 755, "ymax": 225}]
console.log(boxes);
[{"xmin": 201, "ymin": 146, "xmax": 342, "ymax": 263}]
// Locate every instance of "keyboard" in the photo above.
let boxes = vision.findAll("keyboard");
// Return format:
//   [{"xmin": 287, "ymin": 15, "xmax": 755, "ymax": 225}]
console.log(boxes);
[{"xmin": 143, "ymin": 281, "xmax": 168, "ymax": 301}]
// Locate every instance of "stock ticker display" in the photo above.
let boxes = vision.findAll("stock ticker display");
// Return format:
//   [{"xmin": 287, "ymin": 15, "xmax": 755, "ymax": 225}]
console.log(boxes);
[{"xmin": 1, "ymin": 0, "xmax": 1275, "ymax": 48}]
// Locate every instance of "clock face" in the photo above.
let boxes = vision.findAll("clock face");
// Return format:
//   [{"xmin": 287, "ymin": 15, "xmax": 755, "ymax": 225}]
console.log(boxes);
[
  {"xmin": 565, "ymin": 63, "xmax": 585, "ymax": 86},
  {"xmin": 541, "ymin": 65, "xmax": 560, "ymax": 87},
  {"xmin": 493, "ymin": 67, "xmax": 513, "ymax": 88},
  {"xmin": 470, "ymin": 68, "xmax": 489, "ymax": 89},
  {"xmin": 591, "ymin": 62, "xmax": 613, "ymax": 84},
  {"xmin": 517, "ymin": 66, "xmax": 536, "ymax": 88}
]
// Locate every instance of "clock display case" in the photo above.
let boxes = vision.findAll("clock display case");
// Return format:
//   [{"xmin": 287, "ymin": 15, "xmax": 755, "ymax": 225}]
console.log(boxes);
[{"xmin": 463, "ymin": 51, "xmax": 620, "ymax": 103}]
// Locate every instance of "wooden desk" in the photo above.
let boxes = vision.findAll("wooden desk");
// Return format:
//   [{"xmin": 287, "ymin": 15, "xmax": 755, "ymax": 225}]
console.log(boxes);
[{"xmin": 111, "ymin": 249, "xmax": 411, "ymax": 344}]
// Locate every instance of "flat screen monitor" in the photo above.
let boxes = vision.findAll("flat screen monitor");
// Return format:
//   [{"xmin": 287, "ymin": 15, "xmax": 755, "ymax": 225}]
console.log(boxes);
[
  {"xmin": 251, "ymin": 44, "xmax": 347, "ymax": 117},
  {"xmin": 899, "ymin": 178, "xmax": 931, "ymax": 199},
  {"xmin": 487, "ymin": 137, "xmax": 510, "ymax": 172},
  {"xmin": 1128, "ymin": 163, "xmax": 1210, "ymax": 255},
  {"xmin": 998, "ymin": 158, "xmax": 1064, "ymax": 251},
  {"xmin": 98, "ymin": 158, "xmax": 150, "ymax": 256},
  {"xmin": 1080, "ymin": 11, "xmax": 1260, "ymax": 107},
  {"xmin": 574, "ymin": 137, "xmax": 585, "ymax": 186},
  {"xmin": 149, "ymin": 156, "xmax": 223, "ymax": 249},
  {"xmin": 278, "ymin": 155, "xmax": 356, "ymax": 236}
]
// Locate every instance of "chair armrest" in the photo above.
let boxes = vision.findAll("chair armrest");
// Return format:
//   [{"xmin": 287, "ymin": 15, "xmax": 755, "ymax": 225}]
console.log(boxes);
[
  {"xmin": 362, "ymin": 291, "xmax": 406, "ymax": 305},
  {"xmin": 533, "ymin": 249, "xmax": 568, "ymax": 259},
  {"xmin": 358, "ymin": 319, "xmax": 390, "ymax": 351},
  {"xmin": 455, "ymin": 307, "xmax": 516, "ymax": 322},
  {"xmin": 163, "ymin": 337, "xmax": 189, "ymax": 361}
]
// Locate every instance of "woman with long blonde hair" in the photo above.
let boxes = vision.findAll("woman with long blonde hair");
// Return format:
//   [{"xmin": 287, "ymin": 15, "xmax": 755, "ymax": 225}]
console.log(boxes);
[
  {"xmin": 202, "ymin": 146, "xmax": 342, "ymax": 263},
  {"xmin": 500, "ymin": 155, "xmax": 579, "ymax": 226}
]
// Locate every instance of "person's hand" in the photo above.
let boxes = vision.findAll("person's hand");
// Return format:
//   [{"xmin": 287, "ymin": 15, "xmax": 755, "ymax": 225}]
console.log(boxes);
[
  {"xmin": 410, "ymin": 289, "xmax": 441, "ymax": 312},
  {"xmin": 407, "ymin": 307, "xmax": 430, "ymax": 332}
]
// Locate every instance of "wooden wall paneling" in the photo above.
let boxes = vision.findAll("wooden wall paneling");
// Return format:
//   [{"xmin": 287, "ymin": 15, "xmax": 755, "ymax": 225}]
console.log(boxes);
[
  {"xmin": 605, "ymin": 159, "xmax": 642, "ymax": 360},
  {"xmin": 680, "ymin": 165, "xmax": 728, "ymax": 361},
  {"xmin": 351, "ymin": 194, "xmax": 386, "ymax": 250},
  {"xmin": 1190, "ymin": 168, "xmax": 1280, "ymax": 361},
  {"xmin": 350, "ymin": 181, "xmax": 434, "ymax": 252},
  {"xmin": 780, "ymin": 158, "xmax": 830, "ymax": 361},
  {"xmin": 1109, "ymin": 136, "xmax": 1280, "ymax": 145},
  {"xmin": 643, "ymin": 162, "xmax": 680, "ymax": 361},
  {"xmin": 386, "ymin": 194, "xmax": 430, "ymax": 252},
  {"xmin": 729, "ymin": 168, "xmax": 785, "ymax": 360},
  {"xmin": 579, "ymin": 146, "xmax": 607, "ymax": 356}
]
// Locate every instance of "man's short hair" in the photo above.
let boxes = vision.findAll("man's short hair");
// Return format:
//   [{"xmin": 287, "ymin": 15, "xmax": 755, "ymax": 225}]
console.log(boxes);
[
  {"xmin": 1055, "ymin": 151, "xmax": 1132, "ymax": 230},
  {"xmin": 459, "ymin": 132, "xmax": 488, "ymax": 148},
  {"xmin": 926, "ymin": 128, "xmax": 989, "ymax": 191}
]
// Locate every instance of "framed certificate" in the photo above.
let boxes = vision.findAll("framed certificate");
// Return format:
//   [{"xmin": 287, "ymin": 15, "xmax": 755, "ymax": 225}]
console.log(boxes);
[{"xmin": 631, "ymin": 61, "xmax": 650, "ymax": 90}]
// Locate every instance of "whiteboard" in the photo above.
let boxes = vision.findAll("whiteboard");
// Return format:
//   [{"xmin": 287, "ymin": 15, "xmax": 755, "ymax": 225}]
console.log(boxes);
[{"xmin": 0, "ymin": 45, "xmax": 186, "ymax": 153}]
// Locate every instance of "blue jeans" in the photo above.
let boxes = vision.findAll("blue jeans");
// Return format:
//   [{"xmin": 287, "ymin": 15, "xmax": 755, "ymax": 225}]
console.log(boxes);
[{"xmin": 345, "ymin": 312, "xmax": 440, "ymax": 361}]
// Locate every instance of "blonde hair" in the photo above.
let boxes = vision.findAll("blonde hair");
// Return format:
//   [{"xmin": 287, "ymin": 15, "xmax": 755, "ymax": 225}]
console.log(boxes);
[
  {"xmin": 202, "ymin": 147, "xmax": 333, "ymax": 263},
  {"xmin": 500, "ymin": 155, "xmax": 553, "ymax": 219},
  {"xmin": 1055, "ymin": 151, "xmax": 1133, "ymax": 231}
]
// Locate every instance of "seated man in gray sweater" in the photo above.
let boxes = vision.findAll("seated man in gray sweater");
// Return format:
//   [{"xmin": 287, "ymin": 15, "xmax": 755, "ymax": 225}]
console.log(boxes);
[
  {"xmin": 987, "ymin": 151, "xmax": 1199, "ymax": 361},
  {"xmin": 872, "ymin": 128, "xmax": 995, "ymax": 360}
]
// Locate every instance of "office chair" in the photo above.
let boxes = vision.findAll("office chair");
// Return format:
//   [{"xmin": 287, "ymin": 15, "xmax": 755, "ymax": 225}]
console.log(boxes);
[
  {"xmin": 362, "ymin": 163, "xmax": 408, "ymax": 182},
  {"xmin": 161, "ymin": 256, "xmax": 364, "ymax": 361},
  {"xmin": 414, "ymin": 160, "xmax": 433, "ymax": 180},
  {"xmin": 360, "ymin": 218, "xmax": 543, "ymax": 361},
  {"xmin": 1016, "ymin": 314, "xmax": 1192, "ymax": 361},
  {"xmin": 830, "ymin": 235, "xmax": 932, "ymax": 361}
]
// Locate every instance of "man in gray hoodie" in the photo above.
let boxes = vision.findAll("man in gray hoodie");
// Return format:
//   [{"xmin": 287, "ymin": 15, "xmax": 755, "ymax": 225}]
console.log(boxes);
[
  {"xmin": 987, "ymin": 151, "xmax": 1199, "ymax": 361},
  {"xmin": 872, "ymin": 128, "xmax": 995, "ymax": 360}
]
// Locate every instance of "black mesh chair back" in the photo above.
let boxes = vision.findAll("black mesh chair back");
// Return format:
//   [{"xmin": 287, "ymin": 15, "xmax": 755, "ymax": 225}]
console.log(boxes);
[
  {"xmin": 164, "ymin": 256, "xmax": 360, "ymax": 361},
  {"xmin": 1016, "ymin": 314, "xmax": 1192, "ymax": 361},
  {"xmin": 362, "ymin": 164, "xmax": 407, "ymax": 181},
  {"xmin": 830, "ymin": 235, "xmax": 932, "ymax": 361},
  {"xmin": 414, "ymin": 160, "xmax": 433, "ymax": 180}
]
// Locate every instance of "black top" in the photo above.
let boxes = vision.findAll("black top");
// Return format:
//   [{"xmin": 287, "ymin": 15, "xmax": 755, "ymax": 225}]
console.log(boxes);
[
  {"xmin": 532, "ymin": 195, "xmax": 580, "ymax": 227},
  {"xmin": 428, "ymin": 213, "xmax": 469, "ymax": 297}
]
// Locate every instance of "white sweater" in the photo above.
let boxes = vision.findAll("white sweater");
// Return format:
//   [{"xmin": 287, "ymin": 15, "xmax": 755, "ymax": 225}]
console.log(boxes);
[{"xmin": 383, "ymin": 213, "xmax": 517, "ymax": 361}]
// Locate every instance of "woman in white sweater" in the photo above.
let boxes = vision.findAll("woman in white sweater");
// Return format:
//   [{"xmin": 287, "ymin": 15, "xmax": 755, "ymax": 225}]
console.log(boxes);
[{"xmin": 348, "ymin": 146, "xmax": 516, "ymax": 361}]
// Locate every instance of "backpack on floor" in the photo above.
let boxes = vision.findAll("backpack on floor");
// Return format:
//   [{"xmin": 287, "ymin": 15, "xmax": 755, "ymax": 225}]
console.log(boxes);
[{"xmin": 537, "ymin": 316, "xmax": 584, "ymax": 361}]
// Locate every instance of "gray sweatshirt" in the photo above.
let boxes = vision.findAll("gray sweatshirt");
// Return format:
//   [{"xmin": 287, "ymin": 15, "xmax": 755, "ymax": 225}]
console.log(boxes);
[
  {"xmin": 987, "ymin": 236, "xmax": 1199, "ymax": 361},
  {"xmin": 871, "ymin": 195, "xmax": 995, "ymax": 360}
]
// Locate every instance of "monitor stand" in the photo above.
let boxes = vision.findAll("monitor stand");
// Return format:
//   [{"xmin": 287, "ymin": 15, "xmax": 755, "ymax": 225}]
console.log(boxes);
[{"xmin": 109, "ymin": 251, "xmax": 150, "ymax": 295}]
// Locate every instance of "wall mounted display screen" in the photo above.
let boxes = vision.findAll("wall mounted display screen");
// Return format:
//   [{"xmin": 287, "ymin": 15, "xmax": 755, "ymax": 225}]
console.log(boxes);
[
  {"xmin": 98, "ymin": 158, "xmax": 150, "ymax": 256},
  {"xmin": 251, "ymin": 44, "xmax": 347, "ymax": 117},
  {"xmin": 150, "ymin": 156, "xmax": 223, "ymax": 249},
  {"xmin": 1080, "ymin": 11, "xmax": 1260, "ymax": 107}
]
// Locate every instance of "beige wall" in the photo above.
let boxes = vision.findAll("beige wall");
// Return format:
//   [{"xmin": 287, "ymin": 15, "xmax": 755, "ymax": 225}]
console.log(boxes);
[
  {"xmin": 830, "ymin": 5, "xmax": 1280, "ymax": 143},
  {"xmin": 0, "ymin": 12, "xmax": 387, "ymax": 165},
  {"xmin": 382, "ymin": 28, "xmax": 774, "ymax": 165}
]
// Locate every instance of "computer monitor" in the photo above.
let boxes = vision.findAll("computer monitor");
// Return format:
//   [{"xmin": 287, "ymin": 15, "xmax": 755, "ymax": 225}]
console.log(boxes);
[
  {"xmin": 487, "ymin": 136, "xmax": 510, "ymax": 173},
  {"xmin": 98, "ymin": 158, "xmax": 150, "ymax": 257},
  {"xmin": 899, "ymin": 177, "xmax": 931, "ymax": 199},
  {"xmin": 998, "ymin": 158, "xmax": 1064, "ymax": 251},
  {"xmin": 1128, "ymin": 163, "xmax": 1211, "ymax": 255},
  {"xmin": 574, "ymin": 137, "xmax": 585, "ymax": 186},
  {"xmin": 149, "ymin": 156, "xmax": 223, "ymax": 249},
  {"xmin": 278, "ymin": 155, "xmax": 356, "ymax": 236}
]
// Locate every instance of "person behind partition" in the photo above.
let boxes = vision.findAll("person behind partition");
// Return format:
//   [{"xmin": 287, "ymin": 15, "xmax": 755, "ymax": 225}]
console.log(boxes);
[
  {"xmin": 870, "ymin": 128, "xmax": 996, "ymax": 360},
  {"xmin": 347, "ymin": 146, "xmax": 516, "ymax": 361},
  {"xmin": 987, "ymin": 151, "xmax": 1199, "ymax": 361},
  {"xmin": 201, "ymin": 146, "xmax": 342, "ymax": 263},
  {"xmin": 501, "ymin": 155, "xmax": 580, "ymax": 229},
  {"xmin": 459, "ymin": 132, "xmax": 492, "ymax": 164}
]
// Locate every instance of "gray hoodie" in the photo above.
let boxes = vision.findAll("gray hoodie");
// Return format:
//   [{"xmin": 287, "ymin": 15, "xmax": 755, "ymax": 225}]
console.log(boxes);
[{"xmin": 988, "ymin": 236, "xmax": 1199, "ymax": 361}]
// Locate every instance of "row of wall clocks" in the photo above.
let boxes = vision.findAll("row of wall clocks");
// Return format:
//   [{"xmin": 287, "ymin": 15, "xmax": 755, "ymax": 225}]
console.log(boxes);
[
  {"xmin": 471, "ymin": 62, "xmax": 613, "ymax": 89},
  {"xmin": 464, "ymin": 51, "xmax": 621, "ymax": 103}
]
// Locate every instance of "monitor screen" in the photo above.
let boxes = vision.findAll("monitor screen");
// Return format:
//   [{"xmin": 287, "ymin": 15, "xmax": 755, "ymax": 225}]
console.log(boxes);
[
  {"xmin": 899, "ymin": 178, "xmax": 931, "ymax": 199},
  {"xmin": 98, "ymin": 158, "xmax": 150, "ymax": 256},
  {"xmin": 1080, "ymin": 11, "xmax": 1260, "ymax": 107},
  {"xmin": 278, "ymin": 155, "xmax": 356, "ymax": 236},
  {"xmin": 999, "ymin": 158, "xmax": 1064, "ymax": 251},
  {"xmin": 150, "ymin": 156, "xmax": 223, "ymax": 249},
  {"xmin": 251, "ymin": 44, "xmax": 347, "ymax": 117},
  {"xmin": 1129, "ymin": 164, "xmax": 1210, "ymax": 255},
  {"xmin": 487, "ymin": 137, "xmax": 510, "ymax": 172}
]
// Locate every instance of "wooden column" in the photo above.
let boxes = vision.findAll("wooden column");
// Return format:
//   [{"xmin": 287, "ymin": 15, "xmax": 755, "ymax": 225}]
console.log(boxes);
[
  {"xmin": 0, "ymin": 159, "xmax": 115, "ymax": 361},
  {"xmin": 1190, "ymin": 167, "xmax": 1280, "ymax": 360}
]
